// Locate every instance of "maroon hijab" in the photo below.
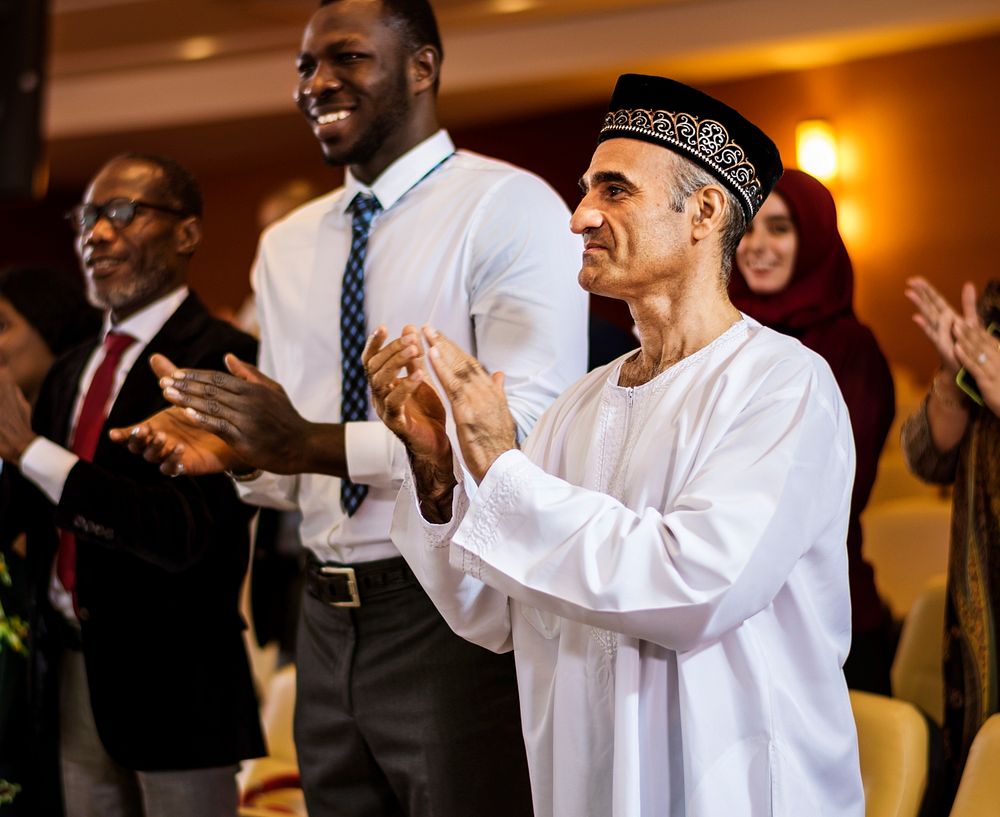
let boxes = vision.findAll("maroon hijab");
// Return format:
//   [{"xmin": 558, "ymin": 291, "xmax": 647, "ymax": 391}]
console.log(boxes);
[
  {"xmin": 729, "ymin": 168, "xmax": 855, "ymax": 336},
  {"xmin": 731, "ymin": 169, "xmax": 897, "ymax": 644}
]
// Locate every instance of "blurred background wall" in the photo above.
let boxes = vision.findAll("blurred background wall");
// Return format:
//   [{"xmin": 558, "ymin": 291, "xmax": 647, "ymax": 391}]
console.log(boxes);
[{"xmin": 2, "ymin": 0, "xmax": 998, "ymax": 384}]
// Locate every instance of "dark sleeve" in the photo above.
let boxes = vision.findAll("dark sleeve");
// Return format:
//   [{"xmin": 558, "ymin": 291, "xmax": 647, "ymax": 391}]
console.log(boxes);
[
  {"xmin": 51, "ymin": 325, "xmax": 259, "ymax": 573},
  {"xmin": 0, "ymin": 467, "xmax": 21, "ymax": 553},
  {"xmin": 900, "ymin": 398, "xmax": 961, "ymax": 485},
  {"xmin": 2, "ymin": 456, "xmax": 52, "ymax": 556}
]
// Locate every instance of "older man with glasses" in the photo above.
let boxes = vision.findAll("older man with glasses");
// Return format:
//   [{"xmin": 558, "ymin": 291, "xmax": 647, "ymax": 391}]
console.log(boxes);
[{"xmin": 0, "ymin": 153, "xmax": 264, "ymax": 817}]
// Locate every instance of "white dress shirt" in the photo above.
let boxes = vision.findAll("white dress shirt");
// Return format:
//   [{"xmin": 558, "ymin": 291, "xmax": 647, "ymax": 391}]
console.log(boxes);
[
  {"xmin": 237, "ymin": 129, "xmax": 588, "ymax": 563},
  {"xmin": 393, "ymin": 318, "xmax": 864, "ymax": 817},
  {"xmin": 18, "ymin": 286, "xmax": 189, "ymax": 620}
]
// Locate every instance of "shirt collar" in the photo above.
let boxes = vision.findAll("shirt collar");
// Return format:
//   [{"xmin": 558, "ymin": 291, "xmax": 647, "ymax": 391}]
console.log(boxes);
[
  {"xmin": 102, "ymin": 286, "xmax": 189, "ymax": 347},
  {"xmin": 342, "ymin": 130, "xmax": 455, "ymax": 214}
]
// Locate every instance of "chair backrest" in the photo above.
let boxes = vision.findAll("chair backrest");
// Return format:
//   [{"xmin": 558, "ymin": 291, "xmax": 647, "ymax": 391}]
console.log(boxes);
[
  {"xmin": 891, "ymin": 577, "xmax": 946, "ymax": 725},
  {"xmin": 949, "ymin": 714, "xmax": 1000, "ymax": 816},
  {"xmin": 851, "ymin": 690, "xmax": 928, "ymax": 817},
  {"xmin": 261, "ymin": 664, "xmax": 297, "ymax": 764},
  {"xmin": 861, "ymin": 497, "xmax": 952, "ymax": 618}
]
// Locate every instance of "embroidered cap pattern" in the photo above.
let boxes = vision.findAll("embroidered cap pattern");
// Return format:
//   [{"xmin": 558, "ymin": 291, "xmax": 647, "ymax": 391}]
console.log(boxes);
[{"xmin": 601, "ymin": 107, "xmax": 763, "ymax": 217}]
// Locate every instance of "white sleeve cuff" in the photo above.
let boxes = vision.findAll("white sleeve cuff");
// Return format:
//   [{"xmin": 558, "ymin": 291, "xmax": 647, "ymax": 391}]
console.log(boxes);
[
  {"xmin": 450, "ymin": 449, "xmax": 527, "ymax": 577},
  {"xmin": 234, "ymin": 471, "xmax": 300, "ymax": 512},
  {"xmin": 344, "ymin": 420, "xmax": 408, "ymax": 488},
  {"xmin": 397, "ymin": 456, "xmax": 470, "ymax": 549},
  {"xmin": 19, "ymin": 437, "xmax": 80, "ymax": 504}
]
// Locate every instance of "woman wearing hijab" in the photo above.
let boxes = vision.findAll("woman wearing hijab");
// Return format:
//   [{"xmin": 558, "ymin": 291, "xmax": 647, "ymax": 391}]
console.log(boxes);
[
  {"xmin": 0, "ymin": 265, "xmax": 100, "ymax": 815},
  {"xmin": 730, "ymin": 169, "xmax": 896, "ymax": 695},
  {"xmin": 902, "ymin": 276, "xmax": 1000, "ymax": 793}
]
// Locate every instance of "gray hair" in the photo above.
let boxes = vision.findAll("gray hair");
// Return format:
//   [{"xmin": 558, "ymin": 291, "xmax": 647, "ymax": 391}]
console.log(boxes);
[{"xmin": 665, "ymin": 153, "xmax": 746, "ymax": 281}]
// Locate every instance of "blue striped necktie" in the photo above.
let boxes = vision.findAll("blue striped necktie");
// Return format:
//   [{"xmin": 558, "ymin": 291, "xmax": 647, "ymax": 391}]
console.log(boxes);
[{"xmin": 340, "ymin": 192, "xmax": 382, "ymax": 516}]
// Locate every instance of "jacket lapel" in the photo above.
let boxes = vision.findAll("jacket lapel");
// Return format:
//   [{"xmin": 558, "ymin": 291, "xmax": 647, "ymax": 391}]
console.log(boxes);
[
  {"xmin": 101, "ymin": 293, "xmax": 212, "ymax": 450},
  {"xmin": 36, "ymin": 343, "xmax": 96, "ymax": 447}
]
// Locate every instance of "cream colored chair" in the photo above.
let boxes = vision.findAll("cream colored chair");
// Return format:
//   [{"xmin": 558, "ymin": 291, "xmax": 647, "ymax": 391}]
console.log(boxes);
[
  {"xmin": 891, "ymin": 576, "xmax": 946, "ymax": 726},
  {"xmin": 851, "ymin": 690, "xmax": 928, "ymax": 817},
  {"xmin": 239, "ymin": 664, "xmax": 306, "ymax": 816},
  {"xmin": 949, "ymin": 714, "xmax": 1000, "ymax": 816},
  {"xmin": 861, "ymin": 497, "xmax": 952, "ymax": 618}
]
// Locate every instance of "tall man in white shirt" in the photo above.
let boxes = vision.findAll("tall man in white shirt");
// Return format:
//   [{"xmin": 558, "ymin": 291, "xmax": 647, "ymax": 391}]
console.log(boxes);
[
  {"xmin": 113, "ymin": 1, "xmax": 588, "ymax": 815},
  {"xmin": 0, "ymin": 153, "xmax": 264, "ymax": 817},
  {"xmin": 363, "ymin": 75, "xmax": 865, "ymax": 816}
]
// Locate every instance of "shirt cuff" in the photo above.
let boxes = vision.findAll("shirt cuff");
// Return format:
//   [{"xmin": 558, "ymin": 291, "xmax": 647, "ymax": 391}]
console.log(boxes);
[
  {"xmin": 344, "ymin": 421, "xmax": 408, "ymax": 487},
  {"xmin": 451, "ymin": 449, "xmax": 529, "ymax": 577},
  {"xmin": 399, "ymin": 453, "xmax": 470, "ymax": 549},
  {"xmin": 234, "ymin": 470, "xmax": 299, "ymax": 513},
  {"xmin": 20, "ymin": 437, "xmax": 80, "ymax": 504}
]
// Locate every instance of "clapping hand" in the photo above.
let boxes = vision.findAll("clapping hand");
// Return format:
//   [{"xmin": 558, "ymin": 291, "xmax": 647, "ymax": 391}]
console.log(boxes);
[
  {"xmin": 952, "ymin": 283, "xmax": 1000, "ymax": 416},
  {"xmin": 363, "ymin": 326, "xmax": 455, "ymax": 519},
  {"xmin": 109, "ymin": 355, "xmax": 248, "ymax": 476},
  {"xmin": 421, "ymin": 326, "xmax": 517, "ymax": 485},
  {"xmin": 905, "ymin": 276, "xmax": 962, "ymax": 373},
  {"xmin": 363, "ymin": 325, "xmax": 451, "ymax": 467},
  {"xmin": 149, "ymin": 353, "xmax": 317, "ymax": 475},
  {"xmin": 0, "ymin": 373, "xmax": 35, "ymax": 464},
  {"xmin": 363, "ymin": 323, "xmax": 518, "ymax": 519}
]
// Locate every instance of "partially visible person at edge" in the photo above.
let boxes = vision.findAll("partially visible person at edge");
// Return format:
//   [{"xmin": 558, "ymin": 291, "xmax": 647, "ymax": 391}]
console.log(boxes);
[
  {"xmin": 0, "ymin": 153, "xmax": 264, "ymax": 817},
  {"xmin": 0, "ymin": 266, "xmax": 101, "ymax": 815},
  {"xmin": 363, "ymin": 74, "xmax": 864, "ymax": 817},
  {"xmin": 901, "ymin": 276, "xmax": 1000, "ymax": 795},
  {"xmin": 109, "ymin": 0, "xmax": 587, "ymax": 815},
  {"xmin": 729, "ymin": 168, "xmax": 897, "ymax": 694}
]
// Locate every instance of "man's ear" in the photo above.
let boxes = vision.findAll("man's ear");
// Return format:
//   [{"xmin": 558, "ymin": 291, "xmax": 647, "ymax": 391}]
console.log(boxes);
[
  {"xmin": 690, "ymin": 185, "xmax": 727, "ymax": 242},
  {"xmin": 410, "ymin": 45, "xmax": 440, "ymax": 95},
  {"xmin": 175, "ymin": 216, "xmax": 202, "ymax": 256}
]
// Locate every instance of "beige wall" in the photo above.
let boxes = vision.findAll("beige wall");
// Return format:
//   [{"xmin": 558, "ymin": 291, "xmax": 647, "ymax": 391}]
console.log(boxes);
[
  {"xmin": 16, "ymin": 32, "xmax": 998, "ymax": 387},
  {"xmin": 699, "ymin": 34, "xmax": 999, "ymax": 383}
]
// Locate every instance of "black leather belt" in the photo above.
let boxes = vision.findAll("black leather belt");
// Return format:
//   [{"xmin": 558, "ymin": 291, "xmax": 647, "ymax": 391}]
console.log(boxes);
[{"xmin": 306, "ymin": 555, "xmax": 416, "ymax": 608}]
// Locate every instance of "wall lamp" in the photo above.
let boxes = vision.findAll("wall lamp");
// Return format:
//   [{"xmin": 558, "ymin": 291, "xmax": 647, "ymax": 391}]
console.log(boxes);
[{"xmin": 795, "ymin": 119, "xmax": 839, "ymax": 182}]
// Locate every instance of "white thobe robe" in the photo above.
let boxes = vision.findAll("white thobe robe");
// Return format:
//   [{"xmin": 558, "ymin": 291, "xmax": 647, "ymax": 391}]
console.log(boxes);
[{"xmin": 391, "ymin": 317, "xmax": 865, "ymax": 817}]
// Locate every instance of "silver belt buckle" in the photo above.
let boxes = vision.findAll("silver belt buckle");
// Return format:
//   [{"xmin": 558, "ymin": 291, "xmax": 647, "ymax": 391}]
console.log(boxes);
[{"xmin": 320, "ymin": 566, "xmax": 361, "ymax": 607}]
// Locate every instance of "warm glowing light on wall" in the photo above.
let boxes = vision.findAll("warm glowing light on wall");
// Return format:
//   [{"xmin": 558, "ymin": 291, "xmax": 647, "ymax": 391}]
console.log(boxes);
[
  {"xmin": 178, "ymin": 37, "xmax": 219, "ymax": 62},
  {"xmin": 795, "ymin": 119, "xmax": 839, "ymax": 182},
  {"xmin": 491, "ymin": 0, "xmax": 537, "ymax": 12},
  {"xmin": 835, "ymin": 195, "xmax": 864, "ymax": 249}
]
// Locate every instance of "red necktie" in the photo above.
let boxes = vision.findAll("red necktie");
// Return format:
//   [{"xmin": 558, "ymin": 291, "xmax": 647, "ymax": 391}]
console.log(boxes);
[{"xmin": 56, "ymin": 331, "xmax": 137, "ymax": 600}]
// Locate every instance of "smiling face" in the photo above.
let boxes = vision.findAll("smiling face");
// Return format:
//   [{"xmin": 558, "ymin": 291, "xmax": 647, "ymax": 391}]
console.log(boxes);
[
  {"xmin": 0, "ymin": 296, "xmax": 54, "ymax": 404},
  {"xmin": 734, "ymin": 192, "xmax": 798, "ymax": 295},
  {"xmin": 294, "ymin": 0, "xmax": 423, "ymax": 184},
  {"xmin": 74, "ymin": 158, "xmax": 195, "ymax": 323},
  {"xmin": 570, "ymin": 139, "xmax": 693, "ymax": 301}
]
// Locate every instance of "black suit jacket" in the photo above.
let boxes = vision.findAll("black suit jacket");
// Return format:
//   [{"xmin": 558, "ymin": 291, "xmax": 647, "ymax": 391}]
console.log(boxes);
[{"xmin": 21, "ymin": 293, "xmax": 265, "ymax": 773}]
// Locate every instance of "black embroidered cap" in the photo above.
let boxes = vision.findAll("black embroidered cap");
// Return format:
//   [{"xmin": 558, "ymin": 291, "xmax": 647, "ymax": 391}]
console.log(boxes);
[{"xmin": 598, "ymin": 74, "xmax": 783, "ymax": 220}]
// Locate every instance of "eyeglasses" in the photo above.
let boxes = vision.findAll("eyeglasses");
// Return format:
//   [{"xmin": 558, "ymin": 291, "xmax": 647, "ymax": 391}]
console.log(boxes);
[{"xmin": 65, "ymin": 198, "xmax": 188, "ymax": 233}]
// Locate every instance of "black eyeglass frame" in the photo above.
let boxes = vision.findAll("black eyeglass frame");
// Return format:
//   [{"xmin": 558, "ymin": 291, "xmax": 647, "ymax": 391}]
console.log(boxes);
[{"xmin": 65, "ymin": 198, "xmax": 189, "ymax": 233}]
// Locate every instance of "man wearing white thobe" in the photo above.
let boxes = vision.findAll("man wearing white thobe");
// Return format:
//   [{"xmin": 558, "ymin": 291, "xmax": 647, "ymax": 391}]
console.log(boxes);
[{"xmin": 364, "ymin": 74, "xmax": 865, "ymax": 817}]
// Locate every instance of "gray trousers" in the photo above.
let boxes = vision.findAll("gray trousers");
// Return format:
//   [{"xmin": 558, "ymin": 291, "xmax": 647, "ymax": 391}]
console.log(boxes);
[
  {"xmin": 295, "ymin": 570, "xmax": 534, "ymax": 817},
  {"xmin": 59, "ymin": 649, "xmax": 239, "ymax": 817}
]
